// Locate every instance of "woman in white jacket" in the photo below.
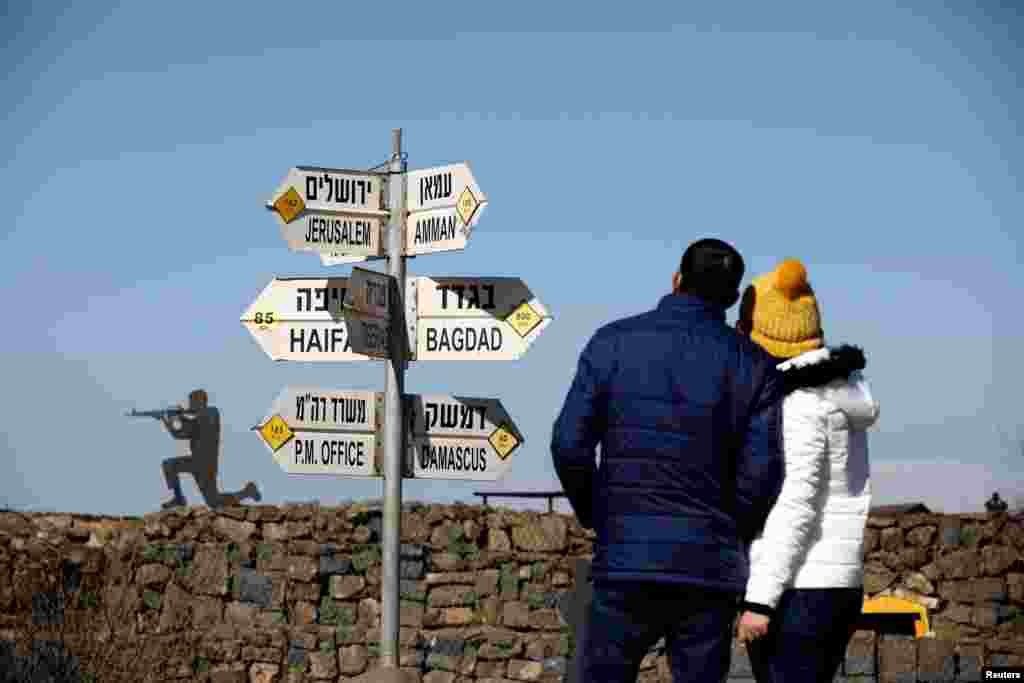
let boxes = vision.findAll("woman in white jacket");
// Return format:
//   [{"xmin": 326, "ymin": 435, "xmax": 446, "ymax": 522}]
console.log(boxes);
[{"xmin": 734, "ymin": 259, "xmax": 880, "ymax": 683}]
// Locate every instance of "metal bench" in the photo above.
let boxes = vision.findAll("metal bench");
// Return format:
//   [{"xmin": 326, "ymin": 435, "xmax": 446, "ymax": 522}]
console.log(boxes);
[{"xmin": 473, "ymin": 490, "xmax": 568, "ymax": 513}]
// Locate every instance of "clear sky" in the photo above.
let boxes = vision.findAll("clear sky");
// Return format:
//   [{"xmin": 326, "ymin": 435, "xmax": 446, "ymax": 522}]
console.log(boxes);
[{"xmin": 3, "ymin": 1, "xmax": 1022, "ymax": 516}]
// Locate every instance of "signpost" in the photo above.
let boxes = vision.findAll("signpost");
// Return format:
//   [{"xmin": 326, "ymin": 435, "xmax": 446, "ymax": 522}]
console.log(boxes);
[
  {"xmin": 404, "ymin": 162, "xmax": 488, "ymax": 256},
  {"xmin": 240, "ymin": 277, "xmax": 389, "ymax": 361},
  {"xmin": 414, "ymin": 276, "xmax": 552, "ymax": 360},
  {"xmin": 253, "ymin": 387, "xmax": 383, "ymax": 478},
  {"xmin": 267, "ymin": 166, "xmax": 388, "ymax": 261},
  {"xmin": 248, "ymin": 131, "xmax": 552, "ymax": 676},
  {"xmin": 406, "ymin": 395, "xmax": 523, "ymax": 481}
]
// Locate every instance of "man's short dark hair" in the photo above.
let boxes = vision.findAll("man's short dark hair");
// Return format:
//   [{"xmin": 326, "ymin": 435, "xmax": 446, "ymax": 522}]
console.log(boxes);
[{"xmin": 679, "ymin": 238, "xmax": 745, "ymax": 309}]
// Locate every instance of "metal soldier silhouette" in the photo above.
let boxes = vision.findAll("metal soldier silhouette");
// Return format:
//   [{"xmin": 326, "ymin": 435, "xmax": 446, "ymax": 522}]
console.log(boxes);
[{"xmin": 157, "ymin": 389, "xmax": 261, "ymax": 510}]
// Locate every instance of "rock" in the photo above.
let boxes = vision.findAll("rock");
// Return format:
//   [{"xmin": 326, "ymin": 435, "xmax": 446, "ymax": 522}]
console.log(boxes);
[
  {"xmin": 476, "ymin": 569, "xmax": 500, "ymax": 595},
  {"xmin": 428, "ymin": 585, "xmax": 477, "ymax": 607},
  {"xmin": 1004, "ymin": 522, "xmax": 1024, "ymax": 549},
  {"xmin": 400, "ymin": 600, "xmax": 424, "ymax": 627},
  {"xmin": 906, "ymin": 525, "xmax": 937, "ymax": 546},
  {"xmin": 879, "ymin": 527, "xmax": 903, "ymax": 551},
  {"xmin": 331, "ymin": 575, "xmax": 365, "ymax": 599},
  {"xmin": 158, "ymin": 581, "xmax": 191, "ymax": 633},
  {"xmin": 863, "ymin": 564, "xmax": 896, "ymax": 594},
  {"xmin": 508, "ymin": 659, "xmax": 544, "ymax": 681},
  {"xmin": 286, "ymin": 555, "xmax": 318, "ymax": 583},
  {"xmin": 866, "ymin": 517, "xmax": 896, "ymax": 529},
  {"xmin": 192, "ymin": 595, "xmax": 222, "ymax": 629},
  {"xmin": 899, "ymin": 546, "xmax": 930, "ymax": 569},
  {"xmin": 863, "ymin": 528, "xmax": 879, "ymax": 553},
  {"xmin": 511, "ymin": 518, "xmax": 567, "ymax": 552},
  {"xmin": 921, "ymin": 562, "xmax": 942, "ymax": 582},
  {"xmin": 136, "ymin": 563, "xmax": 171, "ymax": 585},
  {"xmin": 904, "ymin": 572, "xmax": 935, "ymax": 595},
  {"xmin": 1008, "ymin": 573, "xmax": 1024, "ymax": 603},
  {"xmin": 338, "ymin": 644, "xmax": 368, "ymax": 674},
  {"xmin": 213, "ymin": 517, "xmax": 257, "ymax": 543},
  {"xmin": 982, "ymin": 545, "xmax": 1020, "ymax": 576},
  {"xmin": 238, "ymin": 568, "xmax": 273, "ymax": 608},
  {"xmin": 308, "ymin": 650, "xmax": 337, "ymax": 679},
  {"xmin": 939, "ymin": 602, "xmax": 972, "ymax": 624},
  {"xmin": 425, "ymin": 572, "xmax": 477, "ymax": 586},
  {"xmin": 488, "ymin": 528, "xmax": 512, "ymax": 552},
  {"xmin": 189, "ymin": 545, "xmax": 229, "ymax": 596},
  {"xmin": 936, "ymin": 549, "xmax": 980, "ymax": 579},
  {"xmin": 263, "ymin": 523, "xmax": 289, "ymax": 543},
  {"xmin": 503, "ymin": 601, "xmax": 530, "ymax": 628},
  {"xmin": 938, "ymin": 578, "xmax": 1007, "ymax": 604}
]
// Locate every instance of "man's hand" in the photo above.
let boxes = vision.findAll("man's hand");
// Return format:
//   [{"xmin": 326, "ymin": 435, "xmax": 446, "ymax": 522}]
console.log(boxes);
[{"xmin": 736, "ymin": 610, "xmax": 770, "ymax": 643}]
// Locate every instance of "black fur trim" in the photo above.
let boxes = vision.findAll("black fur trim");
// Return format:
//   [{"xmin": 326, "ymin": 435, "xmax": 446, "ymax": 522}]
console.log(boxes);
[{"xmin": 781, "ymin": 345, "xmax": 866, "ymax": 393}]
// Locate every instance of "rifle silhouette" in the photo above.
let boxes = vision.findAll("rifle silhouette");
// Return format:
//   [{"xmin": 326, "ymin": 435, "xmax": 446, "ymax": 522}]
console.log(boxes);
[{"xmin": 125, "ymin": 407, "xmax": 195, "ymax": 419}]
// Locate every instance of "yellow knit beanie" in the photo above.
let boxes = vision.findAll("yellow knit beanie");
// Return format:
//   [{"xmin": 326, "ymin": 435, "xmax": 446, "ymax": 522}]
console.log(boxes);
[{"xmin": 739, "ymin": 259, "xmax": 823, "ymax": 359}]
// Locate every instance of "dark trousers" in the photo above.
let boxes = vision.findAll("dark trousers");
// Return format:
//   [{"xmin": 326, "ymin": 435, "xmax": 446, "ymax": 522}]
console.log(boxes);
[
  {"xmin": 746, "ymin": 587, "xmax": 863, "ymax": 683},
  {"xmin": 581, "ymin": 581, "xmax": 739, "ymax": 683},
  {"xmin": 162, "ymin": 456, "xmax": 222, "ymax": 507}
]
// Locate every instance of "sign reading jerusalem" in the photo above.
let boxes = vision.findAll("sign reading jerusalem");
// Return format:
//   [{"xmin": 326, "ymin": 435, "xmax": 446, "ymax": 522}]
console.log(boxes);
[
  {"xmin": 267, "ymin": 166, "xmax": 388, "ymax": 261},
  {"xmin": 414, "ymin": 277, "xmax": 552, "ymax": 360},
  {"xmin": 406, "ymin": 394, "xmax": 523, "ymax": 481},
  {"xmin": 404, "ymin": 162, "xmax": 488, "ymax": 257},
  {"xmin": 241, "ymin": 277, "xmax": 389, "ymax": 361},
  {"xmin": 254, "ymin": 387, "xmax": 382, "ymax": 477}
]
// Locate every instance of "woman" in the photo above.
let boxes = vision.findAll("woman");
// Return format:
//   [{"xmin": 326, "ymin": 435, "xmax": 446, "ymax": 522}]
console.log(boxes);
[{"xmin": 734, "ymin": 259, "xmax": 880, "ymax": 682}]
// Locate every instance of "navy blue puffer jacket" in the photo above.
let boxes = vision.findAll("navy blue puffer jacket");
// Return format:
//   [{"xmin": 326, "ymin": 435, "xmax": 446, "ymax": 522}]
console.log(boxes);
[{"xmin": 551, "ymin": 293, "xmax": 786, "ymax": 592}]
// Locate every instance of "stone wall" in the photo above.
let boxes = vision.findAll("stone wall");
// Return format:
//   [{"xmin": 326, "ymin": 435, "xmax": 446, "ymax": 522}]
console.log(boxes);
[{"xmin": 0, "ymin": 503, "xmax": 1022, "ymax": 682}]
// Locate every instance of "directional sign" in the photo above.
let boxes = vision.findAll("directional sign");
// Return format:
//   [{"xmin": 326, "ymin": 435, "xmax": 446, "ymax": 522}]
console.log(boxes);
[
  {"xmin": 413, "ymin": 277, "xmax": 552, "ymax": 360},
  {"xmin": 404, "ymin": 162, "xmax": 488, "ymax": 256},
  {"xmin": 344, "ymin": 267, "xmax": 392, "ymax": 320},
  {"xmin": 321, "ymin": 252, "xmax": 385, "ymax": 267},
  {"xmin": 241, "ymin": 277, "xmax": 389, "ymax": 361},
  {"xmin": 267, "ymin": 167, "xmax": 388, "ymax": 261},
  {"xmin": 405, "ymin": 394, "xmax": 523, "ymax": 481},
  {"xmin": 255, "ymin": 387, "xmax": 382, "ymax": 477}
]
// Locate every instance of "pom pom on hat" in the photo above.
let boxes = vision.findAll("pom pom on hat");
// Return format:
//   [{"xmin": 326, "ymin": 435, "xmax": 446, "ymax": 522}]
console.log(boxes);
[
  {"xmin": 775, "ymin": 259, "xmax": 809, "ymax": 300},
  {"xmin": 740, "ymin": 258, "xmax": 823, "ymax": 359}
]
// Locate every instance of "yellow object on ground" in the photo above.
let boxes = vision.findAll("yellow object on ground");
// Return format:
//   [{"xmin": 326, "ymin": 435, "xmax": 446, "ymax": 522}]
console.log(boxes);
[{"xmin": 862, "ymin": 596, "xmax": 930, "ymax": 638}]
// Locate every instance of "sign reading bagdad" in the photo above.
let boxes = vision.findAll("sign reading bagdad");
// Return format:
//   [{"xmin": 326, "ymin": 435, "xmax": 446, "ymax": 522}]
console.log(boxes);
[
  {"xmin": 406, "ymin": 394, "xmax": 523, "ymax": 481},
  {"xmin": 267, "ymin": 166, "xmax": 387, "ymax": 261},
  {"xmin": 240, "ymin": 277, "xmax": 389, "ymax": 361},
  {"xmin": 254, "ymin": 387, "xmax": 382, "ymax": 477},
  {"xmin": 405, "ymin": 162, "xmax": 488, "ymax": 256},
  {"xmin": 414, "ymin": 276, "xmax": 552, "ymax": 360}
]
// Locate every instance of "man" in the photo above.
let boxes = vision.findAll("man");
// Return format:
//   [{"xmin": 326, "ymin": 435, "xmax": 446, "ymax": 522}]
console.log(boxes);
[
  {"xmin": 551, "ymin": 238, "xmax": 787, "ymax": 683},
  {"xmin": 161, "ymin": 389, "xmax": 261, "ymax": 510}
]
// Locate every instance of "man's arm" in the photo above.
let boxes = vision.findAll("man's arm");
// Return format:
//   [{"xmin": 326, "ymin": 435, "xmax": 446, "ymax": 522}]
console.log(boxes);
[
  {"xmin": 161, "ymin": 412, "xmax": 196, "ymax": 440},
  {"xmin": 735, "ymin": 362, "xmax": 786, "ymax": 546},
  {"xmin": 550, "ymin": 334, "xmax": 610, "ymax": 530}
]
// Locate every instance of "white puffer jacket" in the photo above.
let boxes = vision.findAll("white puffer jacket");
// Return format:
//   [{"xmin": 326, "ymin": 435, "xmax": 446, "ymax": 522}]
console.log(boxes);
[{"xmin": 744, "ymin": 346, "xmax": 880, "ymax": 611}]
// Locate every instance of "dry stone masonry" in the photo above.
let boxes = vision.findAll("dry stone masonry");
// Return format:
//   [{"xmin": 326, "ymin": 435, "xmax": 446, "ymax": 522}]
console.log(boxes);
[{"xmin": 1, "ymin": 503, "xmax": 1022, "ymax": 681}]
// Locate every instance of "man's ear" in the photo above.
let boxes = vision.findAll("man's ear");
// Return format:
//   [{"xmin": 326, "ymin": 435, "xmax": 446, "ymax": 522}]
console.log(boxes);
[{"xmin": 672, "ymin": 271, "xmax": 682, "ymax": 293}]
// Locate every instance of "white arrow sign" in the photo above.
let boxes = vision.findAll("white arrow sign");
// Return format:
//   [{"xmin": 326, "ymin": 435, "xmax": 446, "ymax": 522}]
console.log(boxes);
[
  {"xmin": 267, "ymin": 167, "xmax": 388, "ymax": 261},
  {"xmin": 254, "ymin": 387, "xmax": 382, "ymax": 477},
  {"xmin": 404, "ymin": 162, "xmax": 488, "ymax": 256},
  {"xmin": 414, "ymin": 277, "xmax": 552, "ymax": 360},
  {"xmin": 405, "ymin": 394, "xmax": 523, "ymax": 481},
  {"xmin": 241, "ymin": 277, "xmax": 389, "ymax": 361}
]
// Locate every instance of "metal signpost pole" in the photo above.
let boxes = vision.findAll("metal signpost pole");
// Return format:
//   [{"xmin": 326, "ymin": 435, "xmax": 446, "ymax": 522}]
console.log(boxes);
[{"xmin": 380, "ymin": 128, "xmax": 407, "ymax": 669}]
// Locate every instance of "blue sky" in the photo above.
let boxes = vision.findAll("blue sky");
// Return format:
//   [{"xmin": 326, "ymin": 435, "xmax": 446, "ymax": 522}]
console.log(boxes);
[{"xmin": 2, "ymin": 1, "xmax": 1022, "ymax": 515}]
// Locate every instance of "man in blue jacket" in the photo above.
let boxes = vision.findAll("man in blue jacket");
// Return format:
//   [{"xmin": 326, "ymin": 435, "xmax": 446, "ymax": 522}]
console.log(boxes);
[{"xmin": 551, "ymin": 238, "xmax": 786, "ymax": 683}]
